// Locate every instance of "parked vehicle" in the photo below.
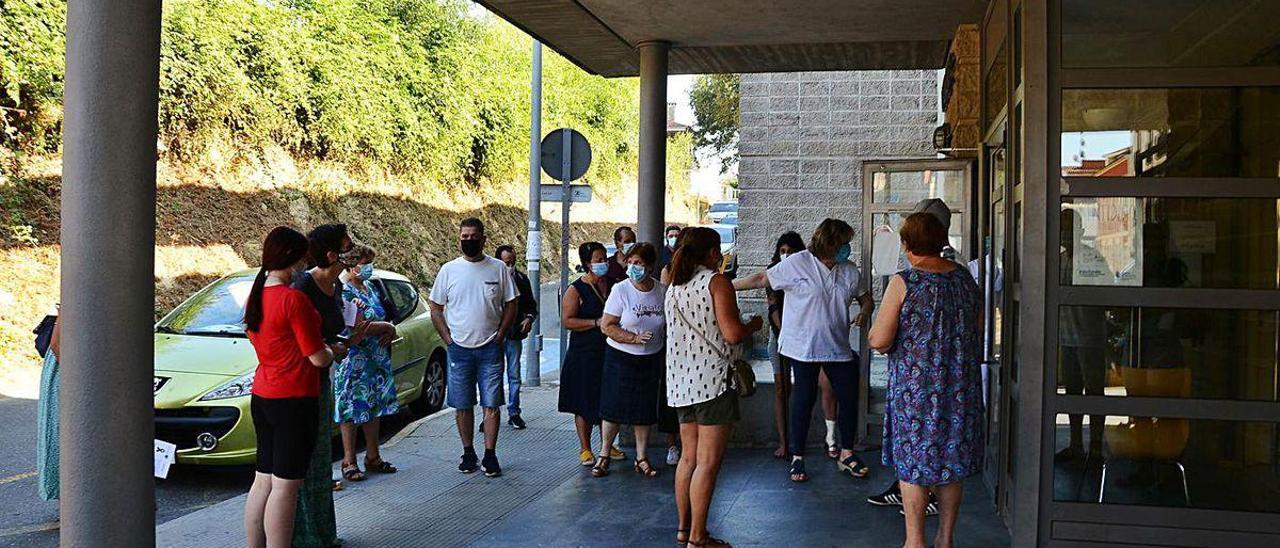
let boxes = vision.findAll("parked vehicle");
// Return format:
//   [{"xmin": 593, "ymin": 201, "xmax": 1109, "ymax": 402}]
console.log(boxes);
[
  {"xmin": 706, "ymin": 201, "xmax": 738, "ymax": 224},
  {"xmin": 720, "ymin": 213, "xmax": 738, "ymax": 226},
  {"xmin": 707, "ymin": 224, "xmax": 738, "ymax": 277},
  {"xmin": 152, "ymin": 268, "xmax": 446, "ymax": 465}
]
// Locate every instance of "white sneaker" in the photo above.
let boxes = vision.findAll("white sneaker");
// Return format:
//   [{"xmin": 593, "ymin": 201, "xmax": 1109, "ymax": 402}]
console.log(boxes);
[{"xmin": 666, "ymin": 446, "xmax": 680, "ymax": 466}]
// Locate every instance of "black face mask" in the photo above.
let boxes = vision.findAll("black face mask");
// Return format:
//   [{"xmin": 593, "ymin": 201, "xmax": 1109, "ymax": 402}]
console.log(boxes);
[{"xmin": 461, "ymin": 239, "xmax": 484, "ymax": 257}]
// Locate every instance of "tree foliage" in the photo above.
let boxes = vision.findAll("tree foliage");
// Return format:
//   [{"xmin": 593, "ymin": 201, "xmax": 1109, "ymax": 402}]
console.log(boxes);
[
  {"xmin": 0, "ymin": 0, "xmax": 66, "ymax": 153},
  {"xmin": 2, "ymin": 0, "xmax": 654, "ymax": 196},
  {"xmin": 688, "ymin": 73, "xmax": 739, "ymax": 173}
]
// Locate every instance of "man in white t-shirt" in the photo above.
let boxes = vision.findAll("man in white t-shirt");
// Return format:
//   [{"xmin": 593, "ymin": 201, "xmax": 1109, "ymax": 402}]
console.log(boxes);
[{"xmin": 429, "ymin": 218, "xmax": 518, "ymax": 478}]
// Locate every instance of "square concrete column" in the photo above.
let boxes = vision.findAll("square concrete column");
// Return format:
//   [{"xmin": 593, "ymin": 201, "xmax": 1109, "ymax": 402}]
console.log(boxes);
[
  {"xmin": 60, "ymin": 0, "xmax": 161, "ymax": 544},
  {"xmin": 637, "ymin": 41, "xmax": 670, "ymax": 246}
]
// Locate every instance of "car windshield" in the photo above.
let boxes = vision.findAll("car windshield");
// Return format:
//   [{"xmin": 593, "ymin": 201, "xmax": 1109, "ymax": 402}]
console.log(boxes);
[
  {"xmin": 709, "ymin": 202, "xmax": 737, "ymax": 213},
  {"xmin": 712, "ymin": 226, "xmax": 735, "ymax": 244},
  {"xmin": 156, "ymin": 274, "xmax": 255, "ymax": 337}
]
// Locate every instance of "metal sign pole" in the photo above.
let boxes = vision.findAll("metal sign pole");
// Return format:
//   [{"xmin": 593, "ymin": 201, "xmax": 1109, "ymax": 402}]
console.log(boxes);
[
  {"xmin": 558, "ymin": 131, "xmax": 572, "ymax": 367},
  {"xmin": 525, "ymin": 41, "xmax": 542, "ymax": 387}
]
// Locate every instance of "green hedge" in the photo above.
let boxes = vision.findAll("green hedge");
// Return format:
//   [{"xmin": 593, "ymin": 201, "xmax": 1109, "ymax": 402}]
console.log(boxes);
[{"xmin": 3, "ymin": 0, "xmax": 659, "ymax": 196}]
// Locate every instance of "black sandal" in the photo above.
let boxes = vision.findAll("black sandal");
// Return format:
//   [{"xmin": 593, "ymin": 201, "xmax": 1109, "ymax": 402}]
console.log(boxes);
[
  {"xmin": 591, "ymin": 455, "xmax": 612, "ymax": 477},
  {"xmin": 634, "ymin": 458, "xmax": 659, "ymax": 478},
  {"xmin": 838, "ymin": 454, "xmax": 870, "ymax": 478},
  {"xmin": 676, "ymin": 529, "xmax": 689, "ymax": 546},
  {"xmin": 365, "ymin": 458, "xmax": 397, "ymax": 474},
  {"xmin": 341, "ymin": 463, "xmax": 366, "ymax": 482},
  {"xmin": 789, "ymin": 458, "xmax": 808, "ymax": 482}
]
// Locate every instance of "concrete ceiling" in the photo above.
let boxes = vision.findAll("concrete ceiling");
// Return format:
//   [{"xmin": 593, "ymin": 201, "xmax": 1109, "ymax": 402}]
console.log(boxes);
[{"xmin": 474, "ymin": 0, "xmax": 987, "ymax": 77}]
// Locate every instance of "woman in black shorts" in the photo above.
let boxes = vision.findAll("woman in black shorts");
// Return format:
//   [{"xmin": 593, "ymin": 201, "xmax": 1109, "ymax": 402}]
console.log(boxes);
[{"xmin": 242, "ymin": 227, "xmax": 335, "ymax": 548}]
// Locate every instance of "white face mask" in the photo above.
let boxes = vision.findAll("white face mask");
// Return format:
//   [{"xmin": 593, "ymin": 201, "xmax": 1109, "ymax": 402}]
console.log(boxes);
[{"xmin": 779, "ymin": 252, "xmax": 790, "ymax": 261}]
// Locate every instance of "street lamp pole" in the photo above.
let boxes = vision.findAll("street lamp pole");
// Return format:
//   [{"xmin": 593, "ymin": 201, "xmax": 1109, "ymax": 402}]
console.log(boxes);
[{"xmin": 525, "ymin": 41, "xmax": 543, "ymax": 387}]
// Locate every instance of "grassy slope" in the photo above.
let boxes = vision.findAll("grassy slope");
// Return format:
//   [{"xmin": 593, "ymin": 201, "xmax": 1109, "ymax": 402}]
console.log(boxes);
[{"xmin": 1, "ymin": 152, "xmax": 687, "ymax": 382}]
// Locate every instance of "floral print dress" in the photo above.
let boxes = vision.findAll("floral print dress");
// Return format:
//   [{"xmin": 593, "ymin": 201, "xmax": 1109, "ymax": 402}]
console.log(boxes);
[
  {"xmin": 335, "ymin": 281, "xmax": 399, "ymax": 424},
  {"xmin": 882, "ymin": 267, "xmax": 984, "ymax": 486}
]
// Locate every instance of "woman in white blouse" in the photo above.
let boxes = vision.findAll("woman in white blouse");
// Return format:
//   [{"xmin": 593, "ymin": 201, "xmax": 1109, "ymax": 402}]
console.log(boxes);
[
  {"xmin": 665, "ymin": 227, "xmax": 762, "ymax": 548},
  {"xmin": 734, "ymin": 218, "xmax": 874, "ymax": 483}
]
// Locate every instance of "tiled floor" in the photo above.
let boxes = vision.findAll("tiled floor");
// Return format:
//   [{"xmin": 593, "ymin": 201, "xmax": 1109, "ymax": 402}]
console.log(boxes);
[{"xmin": 156, "ymin": 385, "xmax": 1010, "ymax": 547}]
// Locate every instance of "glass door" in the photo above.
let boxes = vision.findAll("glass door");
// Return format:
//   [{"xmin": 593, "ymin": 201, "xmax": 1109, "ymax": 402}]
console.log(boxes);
[{"xmin": 857, "ymin": 159, "xmax": 974, "ymax": 444}]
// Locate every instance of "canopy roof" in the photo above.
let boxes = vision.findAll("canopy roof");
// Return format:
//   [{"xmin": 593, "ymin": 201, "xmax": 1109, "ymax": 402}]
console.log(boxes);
[{"xmin": 476, "ymin": 0, "xmax": 987, "ymax": 77}]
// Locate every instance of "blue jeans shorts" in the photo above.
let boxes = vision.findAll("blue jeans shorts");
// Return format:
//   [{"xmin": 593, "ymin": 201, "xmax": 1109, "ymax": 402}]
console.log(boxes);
[{"xmin": 446, "ymin": 341, "xmax": 504, "ymax": 409}]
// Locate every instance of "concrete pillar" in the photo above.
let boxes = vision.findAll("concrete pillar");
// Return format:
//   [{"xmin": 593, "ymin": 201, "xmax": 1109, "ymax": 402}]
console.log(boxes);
[
  {"xmin": 60, "ymin": 0, "xmax": 161, "ymax": 545},
  {"xmin": 636, "ymin": 41, "xmax": 670, "ymax": 245}
]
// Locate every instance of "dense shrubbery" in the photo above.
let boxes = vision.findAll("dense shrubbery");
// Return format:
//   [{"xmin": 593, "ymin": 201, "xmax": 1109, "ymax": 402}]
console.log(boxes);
[{"xmin": 2, "ymin": 0, "xmax": 660, "ymax": 196}]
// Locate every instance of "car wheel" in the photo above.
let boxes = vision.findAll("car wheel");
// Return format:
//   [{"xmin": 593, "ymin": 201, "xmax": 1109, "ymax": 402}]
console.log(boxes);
[{"xmin": 410, "ymin": 350, "xmax": 447, "ymax": 416}]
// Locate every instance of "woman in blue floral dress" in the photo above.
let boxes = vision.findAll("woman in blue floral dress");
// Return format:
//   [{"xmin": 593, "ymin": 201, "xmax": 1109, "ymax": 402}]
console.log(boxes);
[
  {"xmin": 870, "ymin": 213, "xmax": 983, "ymax": 548},
  {"xmin": 336, "ymin": 246, "xmax": 400, "ymax": 481}
]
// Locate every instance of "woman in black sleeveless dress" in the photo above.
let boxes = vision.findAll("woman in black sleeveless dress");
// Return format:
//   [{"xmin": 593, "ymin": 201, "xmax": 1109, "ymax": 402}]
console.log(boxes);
[{"xmin": 559, "ymin": 242, "xmax": 612, "ymax": 466}]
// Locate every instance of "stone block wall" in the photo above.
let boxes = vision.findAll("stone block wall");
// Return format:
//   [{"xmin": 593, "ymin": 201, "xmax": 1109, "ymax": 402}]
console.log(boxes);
[{"xmin": 736, "ymin": 70, "xmax": 939, "ymax": 354}]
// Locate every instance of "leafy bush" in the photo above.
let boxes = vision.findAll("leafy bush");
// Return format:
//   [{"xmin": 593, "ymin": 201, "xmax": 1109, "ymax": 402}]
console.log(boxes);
[{"xmin": 3, "ymin": 0, "xmax": 653, "ymax": 195}]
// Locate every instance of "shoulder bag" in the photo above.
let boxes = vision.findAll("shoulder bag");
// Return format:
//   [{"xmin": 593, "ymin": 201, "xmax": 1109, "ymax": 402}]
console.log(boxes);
[{"xmin": 670, "ymin": 300, "xmax": 757, "ymax": 398}]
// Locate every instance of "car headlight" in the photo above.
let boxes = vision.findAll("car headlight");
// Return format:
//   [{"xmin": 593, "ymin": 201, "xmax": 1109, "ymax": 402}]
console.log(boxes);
[{"xmin": 199, "ymin": 372, "xmax": 254, "ymax": 401}]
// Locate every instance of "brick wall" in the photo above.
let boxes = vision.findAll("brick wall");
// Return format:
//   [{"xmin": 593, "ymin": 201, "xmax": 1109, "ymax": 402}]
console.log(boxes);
[{"xmin": 736, "ymin": 70, "xmax": 939, "ymax": 353}]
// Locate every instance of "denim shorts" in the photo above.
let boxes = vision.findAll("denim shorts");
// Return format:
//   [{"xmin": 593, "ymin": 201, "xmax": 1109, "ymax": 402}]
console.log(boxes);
[{"xmin": 446, "ymin": 341, "xmax": 504, "ymax": 409}]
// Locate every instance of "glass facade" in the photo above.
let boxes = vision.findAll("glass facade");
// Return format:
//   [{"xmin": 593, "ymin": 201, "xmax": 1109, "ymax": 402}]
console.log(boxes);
[
  {"xmin": 1062, "ymin": 87, "xmax": 1280, "ymax": 178},
  {"xmin": 1053, "ymin": 415, "xmax": 1280, "ymax": 514},
  {"xmin": 1058, "ymin": 306, "xmax": 1279, "ymax": 402},
  {"xmin": 1061, "ymin": 198, "xmax": 1280, "ymax": 289},
  {"xmin": 1062, "ymin": 1, "xmax": 1280, "ymax": 69}
]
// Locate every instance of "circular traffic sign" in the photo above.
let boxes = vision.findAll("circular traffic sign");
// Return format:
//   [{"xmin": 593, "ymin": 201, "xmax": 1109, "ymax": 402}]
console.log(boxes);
[{"xmin": 540, "ymin": 128, "xmax": 592, "ymax": 181}]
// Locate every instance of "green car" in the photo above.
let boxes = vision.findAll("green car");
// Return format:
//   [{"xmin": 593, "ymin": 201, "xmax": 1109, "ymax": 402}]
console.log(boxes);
[{"xmin": 153, "ymin": 269, "xmax": 447, "ymax": 466}]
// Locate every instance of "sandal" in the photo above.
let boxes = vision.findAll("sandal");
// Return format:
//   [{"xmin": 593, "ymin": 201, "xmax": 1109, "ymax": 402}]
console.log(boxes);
[
  {"xmin": 365, "ymin": 458, "xmax": 397, "ymax": 474},
  {"xmin": 634, "ymin": 458, "xmax": 659, "ymax": 478},
  {"xmin": 341, "ymin": 463, "xmax": 366, "ymax": 482},
  {"xmin": 789, "ymin": 458, "xmax": 808, "ymax": 482},
  {"xmin": 591, "ymin": 455, "xmax": 612, "ymax": 477},
  {"xmin": 675, "ymin": 529, "xmax": 689, "ymax": 546},
  {"xmin": 838, "ymin": 454, "xmax": 870, "ymax": 479},
  {"xmin": 687, "ymin": 535, "xmax": 731, "ymax": 547},
  {"xmin": 826, "ymin": 444, "xmax": 839, "ymax": 459}
]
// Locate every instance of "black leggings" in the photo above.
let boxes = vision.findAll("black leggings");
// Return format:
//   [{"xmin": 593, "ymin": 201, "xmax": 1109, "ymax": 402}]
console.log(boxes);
[{"xmin": 788, "ymin": 357, "xmax": 859, "ymax": 457}]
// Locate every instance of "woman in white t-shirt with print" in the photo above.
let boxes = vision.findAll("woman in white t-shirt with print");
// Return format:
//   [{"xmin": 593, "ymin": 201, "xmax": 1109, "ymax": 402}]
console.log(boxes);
[
  {"xmin": 594, "ymin": 243, "xmax": 668, "ymax": 478},
  {"xmin": 736, "ymin": 218, "xmax": 875, "ymax": 483}
]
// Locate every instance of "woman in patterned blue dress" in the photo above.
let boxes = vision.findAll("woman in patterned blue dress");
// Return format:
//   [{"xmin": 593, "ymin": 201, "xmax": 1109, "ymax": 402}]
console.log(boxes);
[
  {"xmin": 336, "ymin": 246, "xmax": 400, "ymax": 482},
  {"xmin": 869, "ymin": 212, "xmax": 983, "ymax": 548}
]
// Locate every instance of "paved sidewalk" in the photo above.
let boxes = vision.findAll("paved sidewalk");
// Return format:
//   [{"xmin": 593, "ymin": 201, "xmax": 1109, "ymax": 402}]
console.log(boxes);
[{"xmin": 156, "ymin": 385, "xmax": 1009, "ymax": 547}]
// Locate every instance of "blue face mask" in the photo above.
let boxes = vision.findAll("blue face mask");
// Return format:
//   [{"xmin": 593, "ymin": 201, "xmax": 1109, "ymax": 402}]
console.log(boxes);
[
  {"xmin": 626, "ymin": 264, "xmax": 647, "ymax": 283},
  {"xmin": 357, "ymin": 263, "xmax": 374, "ymax": 281},
  {"xmin": 621, "ymin": 242, "xmax": 635, "ymax": 254},
  {"xmin": 834, "ymin": 243, "xmax": 852, "ymax": 263},
  {"xmin": 590, "ymin": 262, "xmax": 609, "ymax": 277}
]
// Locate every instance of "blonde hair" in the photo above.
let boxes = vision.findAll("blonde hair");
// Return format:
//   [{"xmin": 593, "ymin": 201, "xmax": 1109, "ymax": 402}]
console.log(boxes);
[{"xmin": 809, "ymin": 218, "xmax": 855, "ymax": 259}]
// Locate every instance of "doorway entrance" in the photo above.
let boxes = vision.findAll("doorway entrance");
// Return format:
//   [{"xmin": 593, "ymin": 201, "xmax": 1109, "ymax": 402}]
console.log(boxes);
[{"xmin": 857, "ymin": 159, "xmax": 975, "ymax": 444}]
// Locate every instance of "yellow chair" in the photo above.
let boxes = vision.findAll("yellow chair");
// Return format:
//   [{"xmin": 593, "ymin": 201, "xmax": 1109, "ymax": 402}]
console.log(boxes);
[{"xmin": 1098, "ymin": 366, "xmax": 1192, "ymax": 504}]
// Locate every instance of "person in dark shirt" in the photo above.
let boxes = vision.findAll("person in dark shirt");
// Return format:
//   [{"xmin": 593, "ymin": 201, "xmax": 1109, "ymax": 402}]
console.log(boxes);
[
  {"xmin": 495, "ymin": 244, "xmax": 538, "ymax": 429},
  {"xmin": 287, "ymin": 223, "xmax": 363, "ymax": 548},
  {"xmin": 604, "ymin": 226, "xmax": 636, "ymax": 288},
  {"xmin": 658, "ymin": 224, "xmax": 681, "ymax": 273}
]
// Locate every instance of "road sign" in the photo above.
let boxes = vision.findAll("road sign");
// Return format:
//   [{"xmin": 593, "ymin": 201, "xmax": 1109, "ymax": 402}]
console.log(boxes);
[
  {"xmin": 540, "ymin": 128, "xmax": 592, "ymax": 181},
  {"xmin": 540, "ymin": 184, "xmax": 592, "ymax": 203}
]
